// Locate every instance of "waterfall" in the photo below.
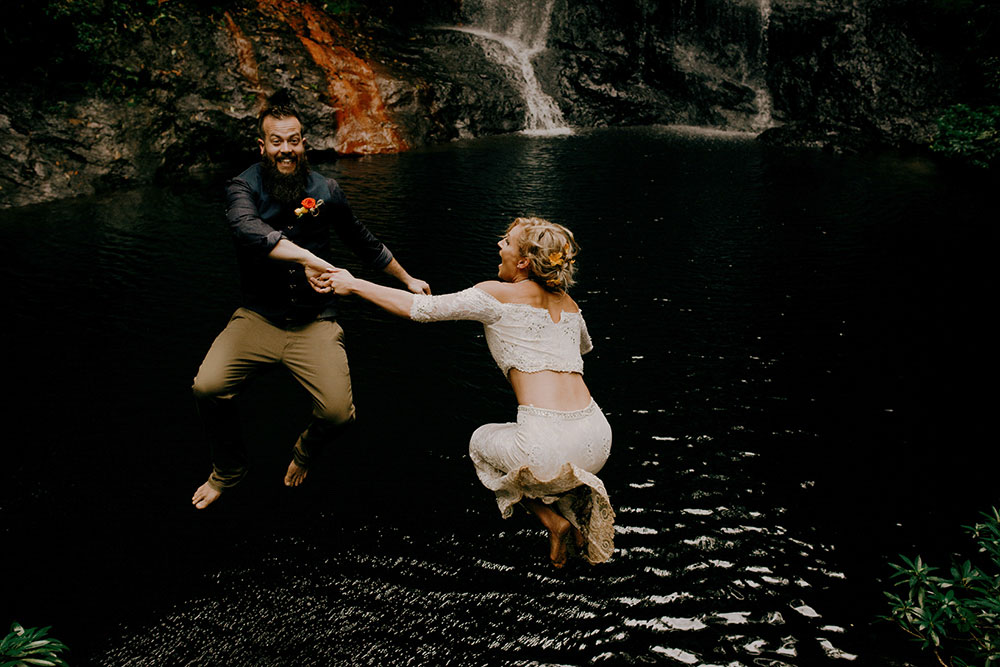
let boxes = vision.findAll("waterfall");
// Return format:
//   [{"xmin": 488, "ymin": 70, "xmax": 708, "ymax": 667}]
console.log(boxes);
[
  {"xmin": 752, "ymin": 0, "xmax": 774, "ymax": 130},
  {"xmin": 672, "ymin": 0, "xmax": 776, "ymax": 132},
  {"xmin": 445, "ymin": 0, "xmax": 570, "ymax": 135}
]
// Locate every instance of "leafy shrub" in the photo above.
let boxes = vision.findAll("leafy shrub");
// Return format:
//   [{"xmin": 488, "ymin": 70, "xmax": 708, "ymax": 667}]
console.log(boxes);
[
  {"xmin": 931, "ymin": 104, "xmax": 1000, "ymax": 168},
  {"xmin": 42, "ymin": 0, "xmax": 160, "ymax": 53},
  {"xmin": 883, "ymin": 507, "xmax": 1000, "ymax": 667},
  {"xmin": 322, "ymin": 0, "xmax": 360, "ymax": 15},
  {"xmin": 0, "ymin": 623, "xmax": 69, "ymax": 667}
]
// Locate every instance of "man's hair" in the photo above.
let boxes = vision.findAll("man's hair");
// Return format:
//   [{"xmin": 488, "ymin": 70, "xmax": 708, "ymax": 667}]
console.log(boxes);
[{"xmin": 257, "ymin": 90, "xmax": 301, "ymax": 139}]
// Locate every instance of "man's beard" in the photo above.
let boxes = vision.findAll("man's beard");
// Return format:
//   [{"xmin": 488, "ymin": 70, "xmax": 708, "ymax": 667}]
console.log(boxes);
[{"xmin": 261, "ymin": 152, "xmax": 310, "ymax": 205}]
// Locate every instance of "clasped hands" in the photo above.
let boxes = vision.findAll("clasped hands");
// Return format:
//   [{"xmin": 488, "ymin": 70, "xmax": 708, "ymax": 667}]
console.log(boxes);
[{"xmin": 306, "ymin": 264, "xmax": 431, "ymax": 296}]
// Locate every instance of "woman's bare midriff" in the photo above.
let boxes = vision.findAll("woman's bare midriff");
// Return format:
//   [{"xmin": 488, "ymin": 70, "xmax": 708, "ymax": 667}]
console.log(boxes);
[{"xmin": 508, "ymin": 368, "xmax": 593, "ymax": 411}]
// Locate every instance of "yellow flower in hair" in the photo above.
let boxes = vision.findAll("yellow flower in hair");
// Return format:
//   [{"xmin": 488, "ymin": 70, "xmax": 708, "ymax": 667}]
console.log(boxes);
[{"xmin": 548, "ymin": 251, "xmax": 564, "ymax": 266}]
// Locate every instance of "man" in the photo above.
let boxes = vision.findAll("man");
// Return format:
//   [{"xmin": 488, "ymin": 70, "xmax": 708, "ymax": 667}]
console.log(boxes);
[{"xmin": 191, "ymin": 97, "xmax": 429, "ymax": 509}]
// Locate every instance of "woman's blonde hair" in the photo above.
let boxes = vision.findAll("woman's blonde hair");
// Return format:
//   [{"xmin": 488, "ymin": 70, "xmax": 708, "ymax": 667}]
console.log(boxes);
[{"xmin": 506, "ymin": 216, "xmax": 580, "ymax": 293}]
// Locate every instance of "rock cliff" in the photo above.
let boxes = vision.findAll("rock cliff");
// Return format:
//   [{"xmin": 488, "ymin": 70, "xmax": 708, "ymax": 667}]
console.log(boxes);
[{"xmin": 0, "ymin": 0, "xmax": 990, "ymax": 208}]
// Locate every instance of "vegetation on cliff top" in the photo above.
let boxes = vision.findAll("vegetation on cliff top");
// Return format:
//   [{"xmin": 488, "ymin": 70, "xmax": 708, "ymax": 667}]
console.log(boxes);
[
  {"xmin": 932, "ymin": 104, "xmax": 1000, "ymax": 168},
  {"xmin": 914, "ymin": 0, "xmax": 1000, "ymax": 167},
  {"xmin": 0, "ymin": 0, "xmax": 455, "ymax": 88}
]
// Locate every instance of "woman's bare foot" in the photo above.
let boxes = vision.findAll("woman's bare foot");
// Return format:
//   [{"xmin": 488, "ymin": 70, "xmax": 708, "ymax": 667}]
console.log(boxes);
[
  {"xmin": 284, "ymin": 459, "xmax": 308, "ymax": 487},
  {"xmin": 524, "ymin": 498, "xmax": 574, "ymax": 568},
  {"xmin": 573, "ymin": 526, "xmax": 586, "ymax": 549},
  {"xmin": 549, "ymin": 519, "xmax": 571, "ymax": 568},
  {"xmin": 192, "ymin": 482, "xmax": 222, "ymax": 509}
]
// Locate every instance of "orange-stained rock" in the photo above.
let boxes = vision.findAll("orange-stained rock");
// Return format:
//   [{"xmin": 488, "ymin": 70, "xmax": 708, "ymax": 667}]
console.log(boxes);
[
  {"xmin": 223, "ymin": 11, "xmax": 263, "ymax": 95},
  {"xmin": 256, "ymin": 0, "xmax": 408, "ymax": 155}
]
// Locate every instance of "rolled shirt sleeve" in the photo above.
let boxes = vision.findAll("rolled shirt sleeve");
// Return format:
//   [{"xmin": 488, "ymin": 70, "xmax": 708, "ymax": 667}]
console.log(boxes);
[{"xmin": 225, "ymin": 176, "xmax": 284, "ymax": 256}]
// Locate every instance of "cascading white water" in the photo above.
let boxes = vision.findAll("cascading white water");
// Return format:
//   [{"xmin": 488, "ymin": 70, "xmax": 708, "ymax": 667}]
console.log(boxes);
[
  {"xmin": 672, "ymin": 0, "xmax": 776, "ymax": 132},
  {"xmin": 445, "ymin": 0, "xmax": 570, "ymax": 135},
  {"xmin": 752, "ymin": 0, "xmax": 774, "ymax": 130}
]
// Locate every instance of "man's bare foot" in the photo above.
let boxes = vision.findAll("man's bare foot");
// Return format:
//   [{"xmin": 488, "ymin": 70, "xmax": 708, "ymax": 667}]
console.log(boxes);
[
  {"xmin": 573, "ymin": 526, "xmax": 586, "ymax": 549},
  {"xmin": 284, "ymin": 459, "xmax": 308, "ymax": 487},
  {"xmin": 192, "ymin": 482, "xmax": 222, "ymax": 510},
  {"xmin": 549, "ymin": 518, "xmax": 571, "ymax": 568}
]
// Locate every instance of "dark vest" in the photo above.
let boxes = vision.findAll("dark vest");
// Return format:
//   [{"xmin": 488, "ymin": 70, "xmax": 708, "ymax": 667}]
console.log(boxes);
[
  {"xmin": 235, "ymin": 164, "xmax": 339, "ymax": 325},
  {"xmin": 239, "ymin": 164, "xmax": 334, "ymax": 227}
]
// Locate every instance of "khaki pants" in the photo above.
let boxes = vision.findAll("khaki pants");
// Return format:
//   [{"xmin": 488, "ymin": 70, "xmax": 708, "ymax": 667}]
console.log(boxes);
[{"xmin": 192, "ymin": 308, "xmax": 355, "ymax": 490}]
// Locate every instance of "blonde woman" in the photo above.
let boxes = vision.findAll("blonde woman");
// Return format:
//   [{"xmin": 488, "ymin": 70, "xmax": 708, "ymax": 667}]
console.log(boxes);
[{"xmin": 320, "ymin": 217, "xmax": 614, "ymax": 567}]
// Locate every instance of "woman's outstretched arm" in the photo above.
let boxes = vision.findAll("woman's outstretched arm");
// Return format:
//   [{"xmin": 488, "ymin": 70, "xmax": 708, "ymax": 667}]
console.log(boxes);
[
  {"xmin": 327, "ymin": 269, "xmax": 504, "ymax": 323},
  {"xmin": 327, "ymin": 268, "xmax": 415, "ymax": 319}
]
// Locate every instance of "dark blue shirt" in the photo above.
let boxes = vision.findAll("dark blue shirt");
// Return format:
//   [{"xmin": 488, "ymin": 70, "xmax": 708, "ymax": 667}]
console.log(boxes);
[{"xmin": 225, "ymin": 163, "xmax": 393, "ymax": 325}]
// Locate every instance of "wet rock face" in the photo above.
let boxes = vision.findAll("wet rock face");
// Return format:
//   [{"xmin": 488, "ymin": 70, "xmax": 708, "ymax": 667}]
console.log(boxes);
[
  {"xmin": 540, "ymin": 0, "xmax": 963, "ymax": 142},
  {"xmin": 2, "ymin": 9, "xmax": 268, "ymax": 208},
  {"xmin": 0, "ymin": 0, "xmax": 978, "ymax": 207},
  {"xmin": 0, "ymin": 66, "xmax": 256, "ymax": 208},
  {"xmin": 375, "ymin": 26, "xmax": 529, "ymax": 143},
  {"xmin": 542, "ymin": 2, "xmax": 667, "ymax": 126},
  {"xmin": 544, "ymin": 0, "xmax": 774, "ymax": 130},
  {"xmin": 412, "ymin": 0, "xmax": 975, "ymax": 151},
  {"xmin": 763, "ymin": 0, "xmax": 961, "ymax": 150},
  {"xmin": 0, "ymin": 0, "xmax": 525, "ymax": 208}
]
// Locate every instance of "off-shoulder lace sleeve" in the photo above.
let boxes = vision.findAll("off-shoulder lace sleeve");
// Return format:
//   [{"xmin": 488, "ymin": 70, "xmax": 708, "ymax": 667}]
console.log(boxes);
[
  {"xmin": 410, "ymin": 287, "xmax": 504, "ymax": 324},
  {"xmin": 580, "ymin": 316, "xmax": 594, "ymax": 355}
]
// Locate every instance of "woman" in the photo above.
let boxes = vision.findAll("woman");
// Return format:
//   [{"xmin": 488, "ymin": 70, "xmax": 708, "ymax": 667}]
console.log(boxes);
[{"xmin": 323, "ymin": 217, "xmax": 613, "ymax": 567}]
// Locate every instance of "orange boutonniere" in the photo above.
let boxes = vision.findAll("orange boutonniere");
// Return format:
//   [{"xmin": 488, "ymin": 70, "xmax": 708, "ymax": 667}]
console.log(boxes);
[{"xmin": 294, "ymin": 197, "xmax": 324, "ymax": 218}]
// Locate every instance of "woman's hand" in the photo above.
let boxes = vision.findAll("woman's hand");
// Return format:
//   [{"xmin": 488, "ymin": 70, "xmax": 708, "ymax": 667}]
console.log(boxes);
[
  {"xmin": 305, "ymin": 263, "xmax": 335, "ymax": 293},
  {"xmin": 326, "ymin": 267, "xmax": 358, "ymax": 295},
  {"xmin": 320, "ymin": 268, "xmax": 415, "ymax": 318}
]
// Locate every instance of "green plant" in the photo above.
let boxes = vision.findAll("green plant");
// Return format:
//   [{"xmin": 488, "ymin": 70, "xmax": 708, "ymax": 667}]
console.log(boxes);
[
  {"xmin": 931, "ymin": 104, "xmax": 1000, "ymax": 168},
  {"xmin": 322, "ymin": 0, "xmax": 360, "ymax": 16},
  {"xmin": 0, "ymin": 622, "xmax": 69, "ymax": 667},
  {"xmin": 44, "ymin": 0, "xmax": 155, "ymax": 54},
  {"xmin": 883, "ymin": 507, "xmax": 1000, "ymax": 667}
]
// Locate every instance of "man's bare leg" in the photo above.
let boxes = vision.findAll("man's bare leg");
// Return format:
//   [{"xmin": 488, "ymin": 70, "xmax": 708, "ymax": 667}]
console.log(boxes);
[
  {"xmin": 284, "ymin": 459, "xmax": 308, "ymax": 487},
  {"xmin": 192, "ymin": 481, "xmax": 222, "ymax": 509},
  {"xmin": 524, "ymin": 498, "xmax": 572, "ymax": 568}
]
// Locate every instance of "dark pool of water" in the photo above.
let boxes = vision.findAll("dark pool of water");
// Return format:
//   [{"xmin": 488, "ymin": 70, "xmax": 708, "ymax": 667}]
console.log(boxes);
[{"xmin": 2, "ymin": 126, "xmax": 997, "ymax": 666}]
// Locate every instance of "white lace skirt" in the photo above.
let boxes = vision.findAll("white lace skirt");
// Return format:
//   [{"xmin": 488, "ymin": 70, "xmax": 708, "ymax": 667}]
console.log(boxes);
[{"xmin": 469, "ymin": 400, "xmax": 615, "ymax": 564}]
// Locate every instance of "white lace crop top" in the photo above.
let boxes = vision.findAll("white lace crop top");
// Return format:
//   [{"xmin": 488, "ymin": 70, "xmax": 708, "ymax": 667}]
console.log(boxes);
[{"xmin": 410, "ymin": 287, "xmax": 593, "ymax": 375}]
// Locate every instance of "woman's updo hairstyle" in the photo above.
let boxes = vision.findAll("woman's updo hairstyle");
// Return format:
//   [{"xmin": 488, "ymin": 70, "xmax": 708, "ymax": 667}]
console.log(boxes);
[{"xmin": 507, "ymin": 217, "xmax": 580, "ymax": 293}]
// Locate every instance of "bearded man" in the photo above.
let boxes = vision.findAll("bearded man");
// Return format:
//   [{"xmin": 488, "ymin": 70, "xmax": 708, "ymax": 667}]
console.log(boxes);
[{"xmin": 191, "ymin": 96, "xmax": 430, "ymax": 509}]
